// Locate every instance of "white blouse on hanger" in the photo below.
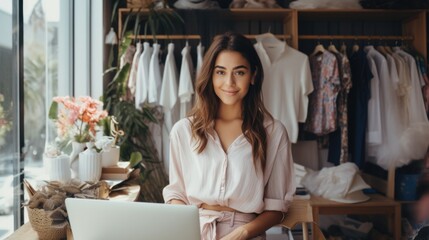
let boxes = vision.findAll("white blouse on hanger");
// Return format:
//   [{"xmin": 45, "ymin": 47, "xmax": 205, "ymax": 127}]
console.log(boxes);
[
  {"xmin": 364, "ymin": 46, "xmax": 382, "ymax": 146},
  {"xmin": 148, "ymin": 43, "xmax": 162, "ymax": 104},
  {"xmin": 393, "ymin": 47, "xmax": 429, "ymax": 161},
  {"xmin": 159, "ymin": 43, "xmax": 180, "ymax": 172},
  {"xmin": 128, "ymin": 42, "xmax": 142, "ymax": 95},
  {"xmin": 135, "ymin": 42, "xmax": 152, "ymax": 109},
  {"xmin": 367, "ymin": 47, "xmax": 407, "ymax": 169},
  {"xmin": 254, "ymin": 36, "xmax": 313, "ymax": 143},
  {"xmin": 160, "ymin": 43, "xmax": 180, "ymax": 131},
  {"xmin": 178, "ymin": 44, "xmax": 195, "ymax": 119}
]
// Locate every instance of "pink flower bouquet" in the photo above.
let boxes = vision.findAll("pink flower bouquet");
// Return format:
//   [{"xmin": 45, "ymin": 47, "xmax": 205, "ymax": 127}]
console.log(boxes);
[{"xmin": 49, "ymin": 96, "xmax": 108, "ymax": 143}]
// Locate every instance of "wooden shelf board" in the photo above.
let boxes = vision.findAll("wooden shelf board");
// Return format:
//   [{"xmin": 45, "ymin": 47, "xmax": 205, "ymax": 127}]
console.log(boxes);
[
  {"xmin": 118, "ymin": 8, "xmax": 293, "ymax": 20},
  {"xmin": 298, "ymin": 9, "xmax": 424, "ymax": 21},
  {"xmin": 129, "ymin": 34, "xmax": 201, "ymax": 40},
  {"xmin": 299, "ymin": 35, "xmax": 413, "ymax": 40}
]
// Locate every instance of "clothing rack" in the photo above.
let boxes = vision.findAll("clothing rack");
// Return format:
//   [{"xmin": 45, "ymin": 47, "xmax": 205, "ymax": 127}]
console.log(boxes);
[
  {"xmin": 129, "ymin": 34, "xmax": 201, "ymax": 40},
  {"xmin": 299, "ymin": 35, "xmax": 414, "ymax": 41},
  {"xmin": 245, "ymin": 34, "xmax": 292, "ymax": 40}
]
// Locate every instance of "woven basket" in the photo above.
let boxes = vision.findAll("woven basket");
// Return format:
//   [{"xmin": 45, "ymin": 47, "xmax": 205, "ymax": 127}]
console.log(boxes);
[
  {"xmin": 27, "ymin": 207, "xmax": 68, "ymax": 240},
  {"xmin": 127, "ymin": 0, "xmax": 153, "ymax": 8}
]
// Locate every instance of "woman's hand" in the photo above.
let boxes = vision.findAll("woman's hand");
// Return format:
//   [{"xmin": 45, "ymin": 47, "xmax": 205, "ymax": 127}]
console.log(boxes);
[{"xmin": 220, "ymin": 226, "xmax": 249, "ymax": 240}]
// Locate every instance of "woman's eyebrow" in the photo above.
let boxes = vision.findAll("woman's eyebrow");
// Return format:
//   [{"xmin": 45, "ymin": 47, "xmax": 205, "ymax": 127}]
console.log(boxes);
[
  {"xmin": 214, "ymin": 65, "xmax": 248, "ymax": 70},
  {"xmin": 214, "ymin": 65, "xmax": 226, "ymax": 69},
  {"xmin": 233, "ymin": 65, "xmax": 248, "ymax": 70}
]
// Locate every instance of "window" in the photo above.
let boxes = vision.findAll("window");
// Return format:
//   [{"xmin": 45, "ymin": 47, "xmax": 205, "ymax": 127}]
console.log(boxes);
[
  {"xmin": 0, "ymin": 0, "xmax": 103, "ymax": 238},
  {"xmin": 0, "ymin": 0, "xmax": 20, "ymax": 238}
]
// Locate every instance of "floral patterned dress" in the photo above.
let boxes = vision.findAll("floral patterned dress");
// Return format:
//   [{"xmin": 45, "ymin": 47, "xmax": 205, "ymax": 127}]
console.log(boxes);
[{"xmin": 305, "ymin": 51, "xmax": 341, "ymax": 135}]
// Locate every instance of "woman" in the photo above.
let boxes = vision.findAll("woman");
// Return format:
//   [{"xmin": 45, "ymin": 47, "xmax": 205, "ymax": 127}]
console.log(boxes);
[{"xmin": 163, "ymin": 32, "xmax": 295, "ymax": 240}]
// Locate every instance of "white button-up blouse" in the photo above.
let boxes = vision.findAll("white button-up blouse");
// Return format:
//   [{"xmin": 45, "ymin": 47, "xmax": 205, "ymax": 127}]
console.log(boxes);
[{"xmin": 163, "ymin": 118, "xmax": 296, "ymax": 214}]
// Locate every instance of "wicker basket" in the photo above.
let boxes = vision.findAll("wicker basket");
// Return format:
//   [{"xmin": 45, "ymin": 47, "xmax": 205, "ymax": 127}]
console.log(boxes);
[
  {"xmin": 127, "ymin": 0, "xmax": 153, "ymax": 8},
  {"xmin": 27, "ymin": 207, "xmax": 68, "ymax": 240}
]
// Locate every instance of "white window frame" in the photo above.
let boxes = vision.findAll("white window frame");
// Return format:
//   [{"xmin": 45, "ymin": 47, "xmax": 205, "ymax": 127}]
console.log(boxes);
[{"xmin": 73, "ymin": 0, "xmax": 104, "ymax": 99}]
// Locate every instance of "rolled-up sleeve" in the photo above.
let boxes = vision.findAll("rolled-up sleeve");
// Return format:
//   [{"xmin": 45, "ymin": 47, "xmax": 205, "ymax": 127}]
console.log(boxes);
[
  {"xmin": 264, "ymin": 133, "xmax": 296, "ymax": 213},
  {"xmin": 162, "ymin": 129, "xmax": 189, "ymax": 204}
]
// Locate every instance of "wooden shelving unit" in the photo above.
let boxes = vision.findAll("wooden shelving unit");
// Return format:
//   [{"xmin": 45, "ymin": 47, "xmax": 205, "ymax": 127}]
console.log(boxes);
[
  {"xmin": 116, "ymin": 8, "xmax": 427, "ymax": 239},
  {"xmin": 118, "ymin": 8, "xmax": 426, "ymax": 59}
]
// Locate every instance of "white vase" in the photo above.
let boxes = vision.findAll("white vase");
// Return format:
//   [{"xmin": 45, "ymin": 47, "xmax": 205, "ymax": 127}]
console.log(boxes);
[
  {"xmin": 78, "ymin": 142, "xmax": 102, "ymax": 182},
  {"xmin": 101, "ymin": 145, "xmax": 120, "ymax": 167},
  {"xmin": 48, "ymin": 155, "xmax": 71, "ymax": 182},
  {"xmin": 69, "ymin": 141, "xmax": 86, "ymax": 178}
]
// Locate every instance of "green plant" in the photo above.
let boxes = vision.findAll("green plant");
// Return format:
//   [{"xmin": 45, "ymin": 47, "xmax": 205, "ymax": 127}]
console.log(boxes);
[{"xmin": 102, "ymin": 1, "xmax": 184, "ymax": 203}]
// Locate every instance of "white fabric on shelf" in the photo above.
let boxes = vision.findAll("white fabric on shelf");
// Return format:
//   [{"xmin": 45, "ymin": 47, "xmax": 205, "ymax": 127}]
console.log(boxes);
[
  {"xmin": 135, "ymin": 42, "xmax": 153, "ymax": 109},
  {"xmin": 301, "ymin": 163, "xmax": 370, "ymax": 204},
  {"xmin": 148, "ymin": 43, "xmax": 162, "ymax": 104},
  {"xmin": 178, "ymin": 44, "xmax": 195, "ymax": 119},
  {"xmin": 159, "ymin": 43, "xmax": 180, "ymax": 172},
  {"xmin": 128, "ymin": 42, "xmax": 142, "ymax": 95},
  {"xmin": 254, "ymin": 34, "xmax": 313, "ymax": 143}
]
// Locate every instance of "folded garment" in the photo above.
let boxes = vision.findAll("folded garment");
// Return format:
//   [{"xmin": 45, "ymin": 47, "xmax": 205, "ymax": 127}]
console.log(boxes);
[
  {"xmin": 301, "ymin": 162, "xmax": 370, "ymax": 203},
  {"xmin": 174, "ymin": 0, "xmax": 220, "ymax": 9},
  {"xmin": 289, "ymin": 0, "xmax": 362, "ymax": 9}
]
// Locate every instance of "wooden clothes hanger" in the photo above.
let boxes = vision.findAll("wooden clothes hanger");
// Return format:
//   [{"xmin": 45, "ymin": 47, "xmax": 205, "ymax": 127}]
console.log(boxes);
[
  {"xmin": 328, "ymin": 41, "xmax": 339, "ymax": 53},
  {"xmin": 384, "ymin": 43, "xmax": 394, "ymax": 54},
  {"xmin": 377, "ymin": 40, "xmax": 388, "ymax": 56},
  {"xmin": 311, "ymin": 41, "xmax": 325, "ymax": 56},
  {"xmin": 340, "ymin": 42, "xmax": 347, "ymax": 55},
  {"xmin": 352, "ymin": 39, "xmax": 359, "ymax": 53},
  {"xmin": 255, "ymin": 26, "xmax": 284, "ymax": 47},
  {"xmin": 255, "ymin": 32, "xmax": 284, "ymax": 47}
]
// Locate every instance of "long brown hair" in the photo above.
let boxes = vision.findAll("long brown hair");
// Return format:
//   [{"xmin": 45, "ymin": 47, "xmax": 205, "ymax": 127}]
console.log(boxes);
[{"xmin": 189, "ymin": 32, "xmax": 273, "ymax": 170}]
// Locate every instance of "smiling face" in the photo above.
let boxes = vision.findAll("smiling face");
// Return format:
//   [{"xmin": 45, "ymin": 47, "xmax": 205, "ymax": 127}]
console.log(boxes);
[{"xmin": 212, "ymin": 50, "xmax": 254, "ymax": 109}]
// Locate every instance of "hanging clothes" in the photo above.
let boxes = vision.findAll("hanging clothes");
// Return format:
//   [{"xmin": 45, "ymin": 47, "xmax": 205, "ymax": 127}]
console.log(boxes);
[
  {"xmin": 178, "ymin": 44, "xmax": 195, "ymax": 119},
  {"xmin": 365, "ymin": 46, "xmax": 407, "ymax": 169},
  {"xmin": 135, "ymin": 42, "xmax": 153, "ymax": 109},
  {"xmin": 120, "ymin": 44, "xmax": 136, "ymax": 69},
  {"xmin": 159, "ymin": 43, "xmax": 180, "ymax": 172},
  {"xmin": 406, "ymin": 50, "xmax": 429, "ymax": 116},
  {"xmin": 145, "ymin": 43, "xmax": 163, "ymax": 163},
  {"xmin": 148, "ymin": 43, "xmax": 162, "ymax": 104},
  {"xmin": 390, "ymin": 51, "xmax": 408, "ymax": 109},
  {"xmin": 393, "ymin": 47, "xmax": 429, "ymax": 162},
  {"xmin": 254, "ymin": 34, "xmax": 313, "ymax": 143},
  {"xmin": 328, "ymin": 51, "xmax": 352, "ymax": 165},
  {"xmin": 348, "ymin": 48, "xmax": 372, "ymax": 168},
  {"xmin": 196, "ymin": 42, "xmax": 205, "ymax": 79},
  {"xmin": 304, "ymin": 50, "xmax": 340, "ymax": 136},
  {"xmin": 364, "ymin": 46, "xmax": 382, "ymax": 145},
  {"xmin": 128, "ymin": 42, "xmax": 142, "ymax": 96}
]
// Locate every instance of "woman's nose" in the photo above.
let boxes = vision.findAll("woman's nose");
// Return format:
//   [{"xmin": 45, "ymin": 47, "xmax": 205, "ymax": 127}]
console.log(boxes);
[{"xmin": 225, "ymin": 73, "xmax": 236, "ymax": 86}]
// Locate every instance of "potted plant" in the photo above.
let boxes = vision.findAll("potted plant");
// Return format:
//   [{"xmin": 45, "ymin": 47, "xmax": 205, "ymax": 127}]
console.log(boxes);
[
  {"xmin": 48, "ymin": 96, "xmax": 108, "ymax": 178},
  {"xmin": 24, "ymin": 179, "xmax": 110, "ymax": 240},
  {"xmin": 101, "ymin": 1, "xmax": 183, "ymax": 203}
]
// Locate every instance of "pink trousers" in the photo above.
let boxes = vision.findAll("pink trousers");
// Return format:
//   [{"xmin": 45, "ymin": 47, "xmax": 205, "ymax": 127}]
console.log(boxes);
[{"xmin": 199, "ymin": 209, "xmax": 266, "ymax": 240}]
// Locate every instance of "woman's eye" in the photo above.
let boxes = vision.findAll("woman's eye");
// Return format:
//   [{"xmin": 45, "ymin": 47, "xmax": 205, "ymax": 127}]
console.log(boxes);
[
  {"xmin": 234, "ymin": 71, "xmax": 246, "ymax": 76},
  {"xmin": 215, "ymin": 70, "xmax": 225, "ymax": 75}
]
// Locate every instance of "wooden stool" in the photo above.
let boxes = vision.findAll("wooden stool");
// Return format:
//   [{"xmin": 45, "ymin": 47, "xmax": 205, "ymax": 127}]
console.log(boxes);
[{"xmin": 310, "ymin": 194, "xmax": 401, "ymax": 240}]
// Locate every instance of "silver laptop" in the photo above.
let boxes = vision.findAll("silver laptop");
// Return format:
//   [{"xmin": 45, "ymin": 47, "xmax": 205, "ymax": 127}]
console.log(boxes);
[{"xmin": 65, "ymin": 198, "xmax": 201, "ymax": 240}]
